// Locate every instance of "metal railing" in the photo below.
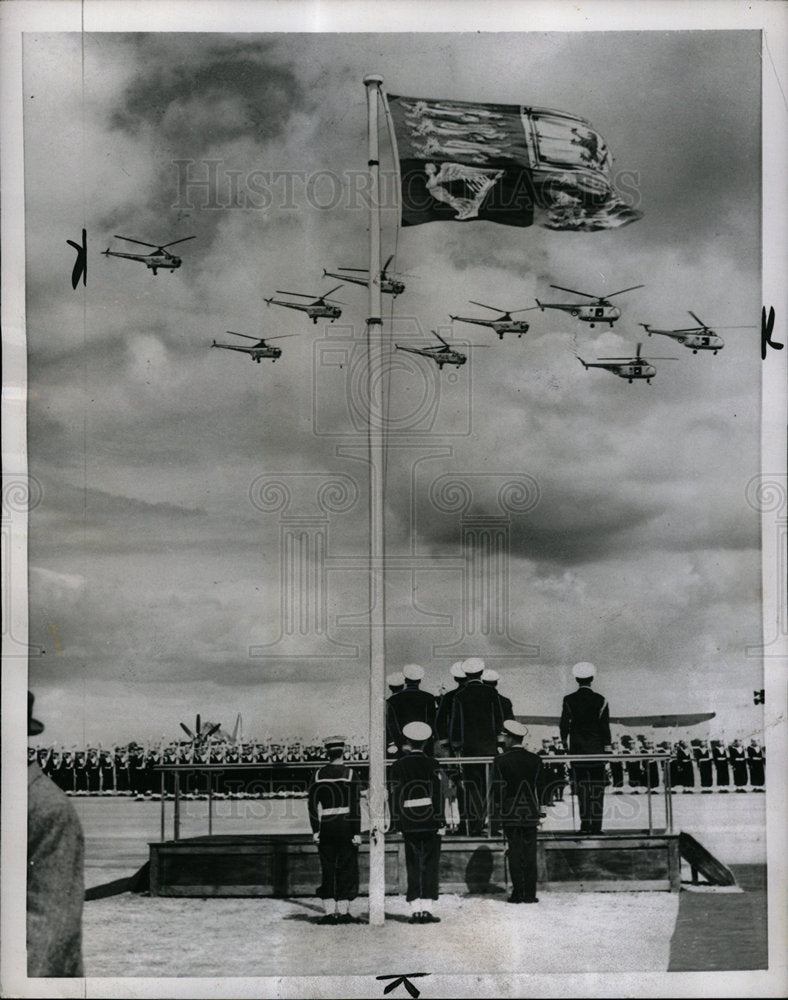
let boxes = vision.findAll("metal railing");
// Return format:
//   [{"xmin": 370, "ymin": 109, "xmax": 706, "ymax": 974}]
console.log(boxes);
[{"xmin": 154, "ymin": 752, "xmax": 674, "ymax": 842}]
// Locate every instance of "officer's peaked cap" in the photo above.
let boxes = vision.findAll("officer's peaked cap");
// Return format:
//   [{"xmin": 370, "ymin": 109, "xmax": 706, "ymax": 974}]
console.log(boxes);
[
  {"xmin": 402, "ymin": 663, "xmax": 424, "ymax": 681},
  {"xmin": 323, "ymin": 735, "xmax": 346, "ymax": 749},
  {"xmin": 572, "ymin": 661, "xmax": 596, "ymax": 680},
  {"xmin": 482, "ymin": 669, "xmax": 500, "ymax": 683},
  {"xmin": 502, "ymin": 719, "xmax": 528, "ymax": 738},
  {"xmin": 402, "ymin": 721, "xmax": 432, "ymax": 743},
  {"xmin": 387, "ymin": 672, "xmax": 405, "ymax": 688},
  {"xmin": 450, "ymin": 661, "xmax": 467, "ymax": 679},
  {"xmin": 463, "ymin": 656, "xmax": 485, "ymax": 676}
]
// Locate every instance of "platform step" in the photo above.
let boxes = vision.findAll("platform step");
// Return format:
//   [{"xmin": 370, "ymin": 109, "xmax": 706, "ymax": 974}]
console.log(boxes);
[{"xmin": 678, "ymin": 831, "xmax": 737, "ymax": 886}]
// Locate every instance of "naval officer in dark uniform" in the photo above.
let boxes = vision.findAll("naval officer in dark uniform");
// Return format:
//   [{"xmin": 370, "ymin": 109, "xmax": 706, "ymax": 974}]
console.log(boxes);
[
  {"xmin": 308, "ymin": 735, "xmax": 362, "ymax": 924},
  {"xmin": 450, "ymin": 657, "xmax": 504, "ymax": 835},
  {"xmin": 490, "ymin": 720, "xmax": 544, "ymax": 903},
  {"xmin": 386, "ymin": 664, "xmax": 437, "ymax": 754},
  {"xmin": 559, "ymin": 662, "xmax": 611, "ymax": 834},
  {"xmin": 388, "ymin": 721, "xmax": 445, "ymax": 923}
]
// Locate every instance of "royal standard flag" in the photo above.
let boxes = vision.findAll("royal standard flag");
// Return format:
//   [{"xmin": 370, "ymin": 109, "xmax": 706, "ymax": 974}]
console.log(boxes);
[{"xmin": 388, "ymin": 95, "xmax": 641, "ymax": 231}]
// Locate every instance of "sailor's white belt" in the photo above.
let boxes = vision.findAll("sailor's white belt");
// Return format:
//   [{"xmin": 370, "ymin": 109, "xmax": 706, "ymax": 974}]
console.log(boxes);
[
  {"xmin": 321, "ymin": 806, "xmax": 350, "ymax": 816},
  {"xmin": 403, "ymin": 797, "xmax": 432, "ymax": 808}
]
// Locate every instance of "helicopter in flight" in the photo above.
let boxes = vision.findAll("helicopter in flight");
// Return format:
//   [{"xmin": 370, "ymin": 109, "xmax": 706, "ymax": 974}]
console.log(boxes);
[
  {"xmin": 322, "ymin": 254, "xmax": 405, "ymax": 297},
  {"xmin": 102, "ymin": 235, "xmax": 195, "ymax": 275},
  {"xmin": 536, "ymin": 283, "xmax": 644, "ymax": 328},
  {"xmin": 264, "ymin": 286, "xmax": 343, "ymax": 324},
  {"xmin": 639, "ymin": 312, "xmax": 753, "ymax": 354},
  {"xmin": 576, "ymin": 342, "xmax": 677, "ymax": 384},
  {"xmin": 450, "ymin": 301, "xmax": 539, "ymax": 339},
  {"xmin": 396, "ymin": 330, "xmax": 477, "ymax": 370},
  {"xmin": 211, "ymin": 331, "xmax": 296, "ymax": 363}
]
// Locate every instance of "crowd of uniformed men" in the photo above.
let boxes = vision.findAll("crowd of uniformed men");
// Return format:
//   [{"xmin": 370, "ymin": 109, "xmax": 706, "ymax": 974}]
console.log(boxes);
[{"xmin": 29, "ymin": 657, "xmax": 765, "ymax": 803}]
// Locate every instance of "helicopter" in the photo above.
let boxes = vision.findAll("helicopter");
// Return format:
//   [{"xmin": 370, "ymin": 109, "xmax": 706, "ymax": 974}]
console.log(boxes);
[
  {"xmin": 450, "ymin": 301, "xmax": 539, "ymax": 339},
  {"xmin": 102, "ymin": 235, "xmax": 195, "ymax": 275},
  {"xmin": 395, "ymin": 330, "xmax": 479, "ymax": 370},
  {"xmin": 576, "ymin": 342, "xmax": 677, "ymax": 384},
  {"xmin": 211, "ymin": 331, "xmax": 296, "ymax": 363},
  {"xmin": 639, "ymin": 312, "xmax": 754, "ymax": 354},
  {"xmin": 179, "ymin": 714, "xmax": 222, "ymax": 746},
  {"xmin": 264, "ymin": 286, "xmax": 343, "ymax": 324},
  {"xmin": 536, "ymin": 283, "xmax": 644, "ymax": 328},
  {"xmin": 323, "ymin": 254, "xmax": 405, "ymax": 297}
]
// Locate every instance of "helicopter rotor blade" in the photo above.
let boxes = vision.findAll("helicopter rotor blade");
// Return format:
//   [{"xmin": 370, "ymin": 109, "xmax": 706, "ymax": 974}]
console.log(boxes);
[
  {"xmin": 468, "ymin": 300, "xmax": 506, "ymax": 313},
  {"xmin": 226, "ymin": 331, "xmax": 262, "ymax": 340},
  {"xmin": 604, "ymin": 284, "xmax": 645, "ymax": 299},
  {"xmin": 159, "ymin": 236, "xmax": 196, "ymax": 249},
  {"xmin": 321, "ymin": 284, "xmax": 343, "ymax": 299},
  {"xmin": 688, "ymin": 310, "xmax": 708, "ymax": 328},
  {"xmin": 431, "ymin": 330, "xmax": 450, "ymax": 347},
  {"xmin": 275, "ymin": 290, "xmax": 317, "ymax": 298},
  {"xmin": 548, "ymin": 284, "xmax": 597, "ymax": 300},
  {"xmin": 336, "ymin": 267, "xmax": 369, "ymax": 273},
  {"xmin": 382, "ymin": 254, "xmax": 395, "ymax": 274},
  {"xmin": 114, "ymin": 235, "xmax": 159, "ymax": 249}
]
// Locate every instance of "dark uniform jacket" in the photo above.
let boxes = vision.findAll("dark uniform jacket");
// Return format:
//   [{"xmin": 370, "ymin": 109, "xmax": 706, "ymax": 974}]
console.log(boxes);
[
  {"xmin": 308, "ymin": 762, "xmax": 361, "ymax": 839},
  {"xmin": 559, "ymin": 687, "xmax": 611, "ymax": 753},
  {"xmin": 388, "ymin": 751, "xmax": 444, "ymax": 834},
  {"xmin": 386, "ymin": 685, "xmax": 437, "ymax": 747},
  {"xmin": 27, "ymin": 763, "xmax": 84, "ymax": 977},
  {"xmin": 450, "ymin": 679, "xmax": 504, "ymax": 755},
  {"xmin": 490, "ymin": 747, "xmax": 544, "ymax": 828},
  {"xmin": 435, "ymin": 683, "xmax": 464, "ymax": 742}
]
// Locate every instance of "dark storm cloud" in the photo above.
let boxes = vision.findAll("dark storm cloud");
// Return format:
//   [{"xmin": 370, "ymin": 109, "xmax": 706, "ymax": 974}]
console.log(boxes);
[
  {"xmin": 109, "ymin": 37, "xmax": 303, "ymax": 150},
  {"xmin": 96, "ymin": 35, "xmax": 308, "ymax": 244}
]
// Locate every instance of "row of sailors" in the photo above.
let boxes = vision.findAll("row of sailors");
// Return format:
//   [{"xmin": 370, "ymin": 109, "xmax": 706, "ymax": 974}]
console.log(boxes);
[
  {"xmin": 27, "ymin": 735, "xmax": 766, "ymax": 796},
  {"xmin": 27, "ymin": 742, "xmax": 369, "ymax": 796}
]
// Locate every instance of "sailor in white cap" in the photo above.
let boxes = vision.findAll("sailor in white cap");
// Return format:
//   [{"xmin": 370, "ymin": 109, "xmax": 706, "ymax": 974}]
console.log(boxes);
[
  {"xmin": 450, "ymin": 657, "xmax": 504, "ymax": 835},
  {"xmin": 386, "ymin": 664, "xmax": 437, "ymax": 756},
  {"xmin": 490, "ymin": 720, "xmax": 544, "ymax": 903},
  {"xmin": 387, "ymin": 673, "xmax": 405, "ymax": 694},
  {"xmin": 307, "ymin": 736, "xmax": 362, "ymax": 924},
  {"xmin": 559, "ymin": 663, "xmax": 611, "ymax": 834},
  {"xmin": 388, "ymin": 721, "xmax": 445, "ymax": 923},
  {"xmin": 482, "ymin": 668, "xmax": 515, "ymax": 724}
]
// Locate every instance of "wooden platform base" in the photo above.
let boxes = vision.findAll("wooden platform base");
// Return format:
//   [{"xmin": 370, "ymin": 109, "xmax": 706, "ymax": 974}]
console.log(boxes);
[{"xmin": 149, "ymin": 830, "xmax": 681, "ymax": 897}]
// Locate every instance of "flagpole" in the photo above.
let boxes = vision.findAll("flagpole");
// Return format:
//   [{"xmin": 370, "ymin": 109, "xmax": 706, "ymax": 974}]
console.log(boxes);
[{"xmin": 364, "ymin": 73, "xmax": 386, "ymax": 927}]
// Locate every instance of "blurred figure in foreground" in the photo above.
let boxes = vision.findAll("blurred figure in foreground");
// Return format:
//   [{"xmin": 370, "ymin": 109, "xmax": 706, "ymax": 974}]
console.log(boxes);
[{"xmin": 27, "ymin": 692, "xmax": 85, "ymax": 977}]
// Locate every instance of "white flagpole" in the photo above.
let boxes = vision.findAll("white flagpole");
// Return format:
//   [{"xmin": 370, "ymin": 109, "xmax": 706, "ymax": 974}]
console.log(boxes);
[{"xmin": 363, "ymin": 73, "xmax": 386, "ymax": 926}]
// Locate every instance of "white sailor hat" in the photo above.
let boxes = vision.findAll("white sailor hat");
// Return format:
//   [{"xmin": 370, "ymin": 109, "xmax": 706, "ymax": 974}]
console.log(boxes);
[
  {"xmin": 402, "ymin": 721, "xmax": 432, "ymax": 743},
  {"xmin": 463, "ymin": 656, "xmax": 485, "ymax": 676},
  {"xmin": 402, "ymin": 663, "xmax": 424, "ymax": 682},
  {"xmin": 323, "ymin": 735, "xmax": 346, "ymax": 749},
  {"xmin": 450, "ymin": 661, "xmax": 466, "ymax": 680},
  {"xmin": 572, "ymin": 661, "xmax": 596, "ymax": 680},
  {"xmin": 387, "ymin": 672, "xmax": 405, "ymax": 688},
  {"xmin": 502, "ymin": 719, "xmax": 528, "ymax": 738},
  {"xmin": 482, "ymin": 669, "xmax": 500, "ymax": 683}
]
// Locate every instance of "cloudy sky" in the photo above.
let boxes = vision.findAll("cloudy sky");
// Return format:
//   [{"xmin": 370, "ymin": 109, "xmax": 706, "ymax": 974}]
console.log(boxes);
[{"xmin": 19, "ymin": 28, "xmax": 769, "ymax": 746}]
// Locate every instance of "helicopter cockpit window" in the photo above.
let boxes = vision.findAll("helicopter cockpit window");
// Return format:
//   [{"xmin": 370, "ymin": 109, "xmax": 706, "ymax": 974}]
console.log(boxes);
[{"xmin": 595, "ymin": 307, "xmax": 604, "ymax": 317}]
